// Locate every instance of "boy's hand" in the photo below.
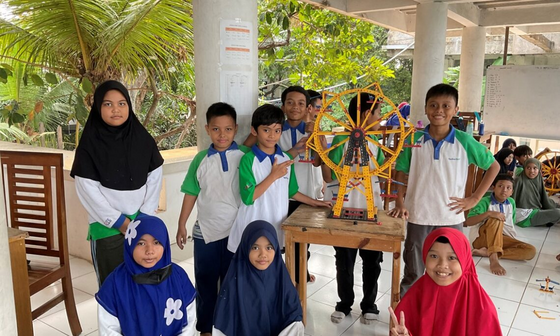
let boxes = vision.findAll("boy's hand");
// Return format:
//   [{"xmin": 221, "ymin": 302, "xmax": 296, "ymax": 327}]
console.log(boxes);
[
  {"xmin": 487, "ymin": 211, "xmax": 506, "ymax": 222},
  {"xmin": 388, "ymin": 204, "xmax": 409, "ymax": 220},
  {"xmin": 448, "ymin": 196, "xmax": 478, "ymax": 214},
  {"xmin": 292, "ymin": 137, "xmax": 309, "ymax": 154},
  {"xmin": 389, "ymin": 307, "xmax": 409, "ymax": 336},
  {"xmin": 305, "ymin": 121, "xmax": 315, "ymax": 134},
  {"xmin": 270, "ymin": 158, "xmax": 293, "ymax": 180},
  {"xmin": 311, "ymin": 199, "xmax": 332, "ymax": 208},
  {"xmin": 176, "ymin": 225, "xmax": 188, "ymax": 250}
]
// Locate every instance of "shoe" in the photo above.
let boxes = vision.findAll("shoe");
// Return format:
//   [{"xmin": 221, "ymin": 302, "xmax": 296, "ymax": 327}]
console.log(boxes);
[
  {"xmin": 360, "ymin": 313, "xmax": 379, "ymax": 325},
  {"xmin": 330, "ymin": 311, "xmax": 346, "ymax": 324}
]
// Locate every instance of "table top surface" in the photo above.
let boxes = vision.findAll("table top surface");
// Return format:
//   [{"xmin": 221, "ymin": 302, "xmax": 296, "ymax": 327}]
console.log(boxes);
[
  {"xmin": 282, "ymin": 205, "xmax": 405, "ymax": 238},
  {"xmin": 8, "ymin": 227, "xmax": 29, "ymax": 241}
]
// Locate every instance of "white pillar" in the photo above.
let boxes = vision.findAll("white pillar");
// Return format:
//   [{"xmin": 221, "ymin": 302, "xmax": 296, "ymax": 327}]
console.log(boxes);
[
  {"xmin": 410, "ymin": 2, "xmax": 448, "ymax": 125},
  {"xmin": 0, "ymin": 180, "xmax": 17, "ymax": 334},
  {"xmin": 458, "ymin": 26, "xmax": 486, "ymax": 112},
  {"xmin": 193, "ymin": 0, "xmax": 258, "ymax": 150}
]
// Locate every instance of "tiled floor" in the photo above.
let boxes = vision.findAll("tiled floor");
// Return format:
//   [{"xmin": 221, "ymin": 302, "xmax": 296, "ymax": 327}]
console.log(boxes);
[{"xmin": 30, "ymin": 225, "xmax": 560, "ymax": 336}]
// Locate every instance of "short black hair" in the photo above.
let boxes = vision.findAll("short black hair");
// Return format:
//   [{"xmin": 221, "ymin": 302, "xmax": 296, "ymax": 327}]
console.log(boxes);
[
  {"xmin": 348, "ymin": 92, "xmax": 380, "ymax": 122},
  {"xmin": 206, "ymin": 102, "xmax": 237, "ymax": 124},
  {"xmin": 251, "ymin": 104, "xmax": 285, "ymax": 129},
  {"xmin": 493, "ymin": 173, "xmax": 514, "ymax": 186},
  {"xmin": 435, "ymin": 236, "xmax": 450, "ymax": 244},
  {"xmin": 307, "ymin": 89, "xmax": 321, "ymax": 105},
  {"xmin": 513, "ymin": 145, "xmax": 532, "ymax": 158},
  {"xmin": 281, "ymin": 86, "xmax": 311, "ymax": 106},
  {"xmin": 425, "ymin": 83, "xmax": 458, "ymax": 106}
]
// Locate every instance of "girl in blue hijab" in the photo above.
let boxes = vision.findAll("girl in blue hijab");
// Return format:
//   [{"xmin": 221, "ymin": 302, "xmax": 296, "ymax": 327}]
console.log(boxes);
[
  {"xmin": 386, "ymin": 103, "xmax": 411, "ymax": 126},
  {"xmin": 213, "ymin": 220, "xmax": 303, "ymax": 336},
  {"xmin": 96, "ymin": 215, "xmax": 196, "ymax": 335}
]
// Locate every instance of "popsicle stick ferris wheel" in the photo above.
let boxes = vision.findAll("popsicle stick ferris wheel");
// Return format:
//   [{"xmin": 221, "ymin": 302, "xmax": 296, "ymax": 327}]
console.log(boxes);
[
  {"xmin": 306, "ymin": 83, "xmax": 417, "ymax": 221},
  {"xmin": 535, "ymin": 150, "xmax": 560, "ymax": 196}
]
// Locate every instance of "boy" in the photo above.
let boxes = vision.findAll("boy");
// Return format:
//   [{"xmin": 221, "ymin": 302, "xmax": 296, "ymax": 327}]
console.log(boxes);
[
  {"xmin": 307, "ymin": 89, "xmax": 323, "ymax": 121},
  {"xmin": 389, "ymin": 83, "xmax": 500, "ymax": 296},
  {"xmin": 176, "ymin": 102, "xmax": 249, "ymax": 336},
  {"xmin": 278, "ymin": 86, "xmax": 325, "ymax": 283},
  {"xmin": 513, "ymin": 145, "xmax": 533, "ymax": 176},
  {"xmin": 466, "ymin": 174, "xmax": 536, "ymax": 276},
  {"xmin": 322, "ymin": 93, "xmax": 384, "ymax": 325},
  {"xmin": 227, "ymin": 104, "xmax": 331, "ymax": 253}
]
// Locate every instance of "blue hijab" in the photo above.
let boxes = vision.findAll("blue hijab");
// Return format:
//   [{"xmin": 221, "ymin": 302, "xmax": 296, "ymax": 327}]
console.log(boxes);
[
  {"xmin": 213, "ymin": 220, "xmax": 302, "ymax": 336},
  {"xmin": 95, "ymin": 215, "xmax": 196, "ymax": 336},
  {"xmin": 386, "ymin": 104, "xmax": 411, "ymax": 126}
]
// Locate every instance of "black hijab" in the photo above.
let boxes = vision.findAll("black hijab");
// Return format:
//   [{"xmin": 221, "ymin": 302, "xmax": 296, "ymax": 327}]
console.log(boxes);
[
  {"xmin": 494, "ymin": 148, "xmax": 514, "ymax": 174},
  {"xmin": 70, "ymin": 80, "xmax": 164, "ymax": 190}
]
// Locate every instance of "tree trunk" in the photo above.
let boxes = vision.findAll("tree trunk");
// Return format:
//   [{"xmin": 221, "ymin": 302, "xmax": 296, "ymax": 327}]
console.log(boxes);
[{"xmin": 142, "ymin": 71, "xmax": 160, "ymax": 127}]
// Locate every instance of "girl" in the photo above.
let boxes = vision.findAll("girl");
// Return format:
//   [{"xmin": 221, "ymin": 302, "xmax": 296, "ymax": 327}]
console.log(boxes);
[
  {"xmin": 213, "ymin": 220, "xmax": 303, "ymax": 336},
  {"xmin": 96, "ymin": 215, "xmax": 196, "ymax": 335},
  {"xmin": 71, "ymin": 80, "xmax": 164, "ymax": 285},
  {"xmin": 389, "ymin": 228, "xmax": 501, "ymax": 336},
  {"xmin": 494, "ymin": 148, "xmax": 515, "ymax": 175},
  {"xmin": 512, "ymin": 158, "xmax": 560, "ymax": 227}
]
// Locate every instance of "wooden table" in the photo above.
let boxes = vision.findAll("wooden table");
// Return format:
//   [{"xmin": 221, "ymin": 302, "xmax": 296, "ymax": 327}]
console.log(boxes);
[
  {"xmin": 282, "ymin": 206, "xmax": 405, "ymax": 324},
  {"xmin": 8, "ymin": 227, "xmax": 33, "ymax": 336}
]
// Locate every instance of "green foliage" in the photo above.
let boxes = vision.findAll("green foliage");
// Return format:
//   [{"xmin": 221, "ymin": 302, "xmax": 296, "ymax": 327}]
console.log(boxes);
[{"xmin": 258, "ymin": 0, "xmax": 394, "ymax": 93}]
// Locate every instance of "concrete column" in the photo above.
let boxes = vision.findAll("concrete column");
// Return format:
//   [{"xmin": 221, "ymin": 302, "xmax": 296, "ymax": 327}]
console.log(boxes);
[
  {"xmin": 410, "ymin": 2, "xmax": 448, "ymax": 125},
  {"xmin": 458, "ymin": 26, "xmax": 486, "ymax": 112},
  {"xmin": 0, "ymin": 180, "xmax": 17, "ymax": 334},
  {"xmin": 193, "ymin": 0, "xmax": 258, "ymax": 150}
]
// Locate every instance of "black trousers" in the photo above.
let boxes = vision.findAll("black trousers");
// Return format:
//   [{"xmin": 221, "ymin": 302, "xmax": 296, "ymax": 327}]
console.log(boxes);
[
  {"xmin": 334, "ymin": 247, "xmax": 383, "ymax": 315},
  {"xmin": 90, "ymin": 234, "xmax": 124, "ymax": 286},
  {"xmin": 288, "ymin": 200, "xmax": 311, "ymax": 283}
]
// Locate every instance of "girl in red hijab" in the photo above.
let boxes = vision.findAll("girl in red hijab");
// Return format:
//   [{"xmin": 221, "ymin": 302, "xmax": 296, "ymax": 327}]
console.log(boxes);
[{"xmin": 389, "ymin": 228, "xmax": 501, "ymax": 336}]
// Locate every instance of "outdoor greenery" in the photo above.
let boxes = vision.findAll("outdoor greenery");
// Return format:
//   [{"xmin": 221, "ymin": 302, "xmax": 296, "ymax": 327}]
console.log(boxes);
[{"xmin": 0, "ymin": 0, "xmax": 414, "ymax": 148}]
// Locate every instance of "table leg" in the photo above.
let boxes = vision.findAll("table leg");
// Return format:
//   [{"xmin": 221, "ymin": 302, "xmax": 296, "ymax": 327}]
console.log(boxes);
[
  {"xmin": 299, "ymin": 242, "xmax": 308, "ymax": 324},
  {"xmin": 390, "ymin": 241, "xmax": 402, "ymax": 332},
  {"xmin": 10, "ymin": 238, "xmax": 33, "ymax": 336},
  {"xmin": 285, "ymin": 232, "xmax": 295, "ymax": 286}
]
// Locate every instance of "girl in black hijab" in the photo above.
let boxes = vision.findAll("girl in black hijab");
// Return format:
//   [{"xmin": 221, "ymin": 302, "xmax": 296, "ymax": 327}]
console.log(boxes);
[{"xmin": 71, "ymin": 80, "xmax": 164, "ymax": 285}]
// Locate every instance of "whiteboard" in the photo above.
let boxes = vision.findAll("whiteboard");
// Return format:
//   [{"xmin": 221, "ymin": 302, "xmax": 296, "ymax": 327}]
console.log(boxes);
[{"xmin": 483, "ymin": 65, "xmax": 560, "ymax": 140}]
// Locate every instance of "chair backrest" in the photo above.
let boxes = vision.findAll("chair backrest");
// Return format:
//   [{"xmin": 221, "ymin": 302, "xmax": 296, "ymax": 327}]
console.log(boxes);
[
  {"xmin": 0, "ymin": 151, "xmax": 68, "ymax": 263},
  {"xmin": 377, "ymin": 126, "xmax": 404, "ymax": 210}
]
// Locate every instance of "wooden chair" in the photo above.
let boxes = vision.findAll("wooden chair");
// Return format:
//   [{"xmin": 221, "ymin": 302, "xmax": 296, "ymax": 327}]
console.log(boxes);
[
  {"xmin": 464, "ymin": 164, "xmax": 486, "ymax": 217},
  {"xmin": 378, "ymin": 126, "xmax": 405, "ymax": 211},
  {"xmin": 0, "ymin": 151, "xmax": 82, "ymax": 336}
]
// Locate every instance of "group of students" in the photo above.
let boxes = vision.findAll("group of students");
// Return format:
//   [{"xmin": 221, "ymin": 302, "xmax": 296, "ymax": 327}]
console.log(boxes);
[{"xmin": 69, "ymin": 79, "xmax": 559, "ymax": 336}]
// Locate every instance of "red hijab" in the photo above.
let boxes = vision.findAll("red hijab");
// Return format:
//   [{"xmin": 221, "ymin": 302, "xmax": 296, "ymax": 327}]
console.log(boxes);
[{"xmin": 395, "ymin": 228, "xmax": 502, "ymax": 336}]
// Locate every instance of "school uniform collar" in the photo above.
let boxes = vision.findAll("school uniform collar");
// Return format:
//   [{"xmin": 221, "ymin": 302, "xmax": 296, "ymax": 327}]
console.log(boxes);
[
  {"xmin": 207, "ymin": 141, "xmax": 239, "ymax": 172},
  {"xmin": 283, "ymin": 121, "xmax": 306, "ymax": 147},
  {"xmin": 490, "ymin": 193, "xmax": 510, "ymax": 213},
  {"xmin": 423, "ymin": 125, "xmax": 455, "ymax": 160},
  {"xmin": 251, "ymin": 144, "xmax": 284, "ymax": 165}
]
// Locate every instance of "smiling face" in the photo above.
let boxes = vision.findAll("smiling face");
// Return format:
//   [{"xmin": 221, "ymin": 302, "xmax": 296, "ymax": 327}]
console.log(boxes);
[
  {"xmin": 133, "ymin": 234, "xmax": 164, "ymax": 268},
  {"xmin": 249, "ymin": 236, "xmax": 275, "ymax": 271},
  {"xmin": 525, "ymin": 162, "xmax": 540, "ymax": 179},
  {"xmin": 425, "ymin": 242, "xmax": 463, "ymax": 287},
  {"xmin": 205, "ymin": 115, "xmax": 237, "ymax": 152},
  {"xmin": 100, "ymin": 89, "xmax": 129, "ymax": 127},
  {"xmin": 282, "ymin": 91, "xmax": 308, "ymax": 123},
  {"xmin": 425, "ymin": 95, "xmax": 458, "ymax": 127},
  {"xmin": 251, "ymin": 123, "xmax": 282, "ymax": 154},
  {"xmin": 493, "ymin": 179, "xmax": 514, "ymax": 203}
]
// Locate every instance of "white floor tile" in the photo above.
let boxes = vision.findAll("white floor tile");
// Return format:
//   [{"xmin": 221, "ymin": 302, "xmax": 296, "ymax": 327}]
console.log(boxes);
[
  {"xmin": 304, "ymin": 299, "xmax": 359, "ymax": 336},
  {"xmin": 516, "ymin": 227, "xmax": 549, "ymax": 242},
  {"xmin": 40, "ymin": 297, "xmax": 99, "ymax": 335},
  {"xmin": 86, "ymin": 331, "xmax": 99, "ymax": 336},
  {"xmin": 508, "ymin": 328, "xmax": 542, "ymax": 336},
  {"xmin": 31, "ymin": 283, "xmax": 93, "ymax": 319},
  {"xmin": 32, "ymin": 320, "xmax": 67, "ymax": 336},
  {"xmin": 170, "ymin": 242, "xmax": 194, "ymax": 262},
  {"xmin": 72, "ymin": 271, "xmax": 100, "ymax": 296},
  {"xmin": 69, "ymin": 258, "xmax": 95, "ymax": 279},
  {"xmin": 341, "ymin": 319, "xmax": 390, "ymax": 336},
  {"xmin": 545, "ymin": 226, "xmax": 560, "ymax": 243},
  {"xmin": 490, "ymin": 296, "xmax": 520, "ymax": 327},
  {"xmin": 539, "ymin": 239, "xmax": 560, "ymax": 256},
  {"xmin": 534, "ymin": 253, "xmax": 560, "ymax": 272},
  {"xmin": 511, "ymin": 303, "xmax": 560, "ymax": 336},
  {"xmin": 308, "ymin": 253, "xmax": 337, "ymax": 278},
  {"xmin": 306, "ymin": 274, "xmax": 333, "ymax": 297},
  {"xmin": 501, "ymin": 324, "xmax": 511, "ymax": 335},
  {"xmin": 521, "ymin": 268, "xmax": 560, "ymax": 313},
  {"xmin": 176, "ymin": 260, "xmax": 196, "ymax": 283},
  {"xmin": 315, "ymin": 246, "xmax": 335, "ymax": 257},
  {"xmin": 309, "ymin": 244, "xmax": 328, "ymax": 253},
  {"xmin": 478, "ymin": 273, "xmax": 528, "ymax": 302}
]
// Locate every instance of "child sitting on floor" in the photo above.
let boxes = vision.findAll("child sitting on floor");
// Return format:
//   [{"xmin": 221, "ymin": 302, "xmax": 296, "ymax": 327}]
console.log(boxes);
[
  {"xmin": 389, "ymin": 228, "xmax": 502, "ymax": 336},
  {"xmin": 494, "ymin": 148, "xmax": 515, "ymax": 176},
  {"xmin": 96, "ymin": 215, "xmax": 196, "ymax": 336},
  {"xmin": 213, "ymin": 220, "xmax": 303, "ymax": 336},
  {"xmin": 513, "ymin": 158, "xmax": 560, "ymax": 227},
  {"xmin": 465, "ymin": 174, "xmax": 536, "ymax": 276}
]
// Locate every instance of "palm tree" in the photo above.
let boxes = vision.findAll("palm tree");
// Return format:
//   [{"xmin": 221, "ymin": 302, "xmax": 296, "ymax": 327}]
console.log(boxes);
[{"xmin": 0, "ymin": 0, "xmax": 194, "ymax": 128}]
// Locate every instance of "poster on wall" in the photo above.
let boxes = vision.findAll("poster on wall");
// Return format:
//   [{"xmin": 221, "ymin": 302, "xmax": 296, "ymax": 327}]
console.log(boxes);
[
  {"xmin": 220, "ymin": 70, "xmax": 253, "ymax": 116},
  {"xmin": 220, "ymin": 20, "xmax": 253, "ymax": 66}
]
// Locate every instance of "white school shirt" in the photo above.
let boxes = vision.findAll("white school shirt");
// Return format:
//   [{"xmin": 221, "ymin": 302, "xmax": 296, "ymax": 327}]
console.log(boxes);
[
  {"xmin": 278, "ymin": 121, "xmax": 323, "ymax": 199},
  {"xmin": 467, "ymin": 195, "xmax": 517, "ymax": 242},
  {"xmin": 323, "ymin": 135, "xmax": 384, "ymax": 211},
  {"xmin": 395, "ymin": 126, "xmax": 495, "ymax": 226},
  {"xmin": 227, "ymin": 145, "xmax": 299, "ymax": 253},
  {"xmin": 180, "ymin": 143, "xmax": 249, "ymax": 243}
]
